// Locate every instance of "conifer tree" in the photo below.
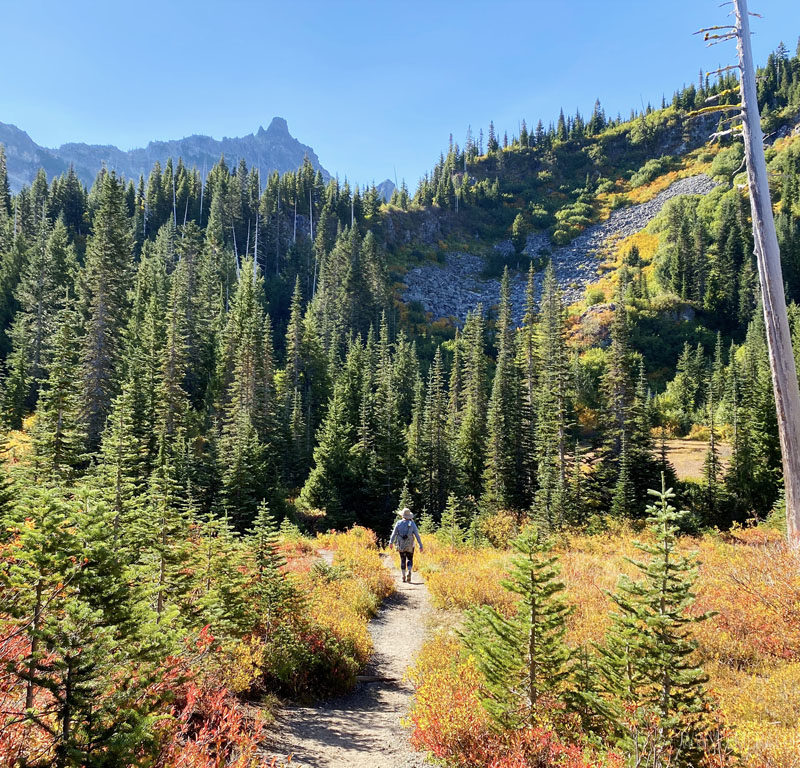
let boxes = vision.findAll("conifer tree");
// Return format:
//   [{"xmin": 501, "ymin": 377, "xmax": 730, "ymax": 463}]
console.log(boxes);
[
  {"xmin": 518, "ymin": 269, "xmax": 538, "ymax": 504},
  {"xmin": 80, "ymin": 172, "xmax": 133, "ymax": 448},
  {"xmin": 456, "ymin": 308, "xmax": 488, "ymax": 501},
  {"xmin": 0, "ymin": 145, "xmax": 11, "ymax": 216},
  {"xmin": 32, "ymin": 294, "xmax": 86, "ymax": 481},
  {"xmin": 483, "ymin": 269, "xmax": 523, "ymax": 511},
  {"xmin": 195, "ymin": 512, "xmax": 255, "ymax": 638},
  {"xmin": 462, "ymin": 527, "xmax": 572, "ymax": 729},
  {"xmin": 283, "ymin": 277, "xmax": 309, "ymax": 486},
  {"xmin": 420, "ymin": 346, "xmax": 451, "ymax": 520},
  {"xmin": 246, "ymin": 501, "xmax": 295, "ymax": 633},
  {"xmin": 134, "ymin": 440, "xmax": 192, "ymax": 623},
  {"xmin": 300, "ymin": 379, "xmax": 358, "ymax": 529},
  {"xmin": 534, "ymin": 263, "xmax": 571, "ymax": 527},
  {"xmin": 437, "ymin": 493, "xmax": 465, "ymax": 547},
  {"xmin": 370, "ymin": 315, "xmax": 404, "ymax": 519},
  {"xmin": 0, "ymin": 429, "xmax": 15, "ymax": 531},
  {"xmin": 0, "ymin": 486, "xmax": 167, "ymax": 767},
  {"xmin": 597, "ymin": 482, "xmax": 717, "ymax": 767},
  {"xmin": 5, "ymin": 216, "xmax": 76, "ymax": 419}
]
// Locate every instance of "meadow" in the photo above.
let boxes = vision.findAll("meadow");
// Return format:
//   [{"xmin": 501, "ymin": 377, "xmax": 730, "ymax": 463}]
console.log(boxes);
[{"xmin": 410, "ymin": 517, "xmax": 800, "ymax": 768}]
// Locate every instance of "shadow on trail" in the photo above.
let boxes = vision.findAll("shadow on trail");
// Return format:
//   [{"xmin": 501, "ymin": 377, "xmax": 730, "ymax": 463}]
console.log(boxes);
[{"xmin": 267, "ymin": 565, "xmax": 432, "ymax": 767}]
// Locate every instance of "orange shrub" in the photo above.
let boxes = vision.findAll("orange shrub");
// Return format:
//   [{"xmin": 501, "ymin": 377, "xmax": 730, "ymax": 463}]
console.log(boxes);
[
  {"xmin": 409, "ymin": 632, "xmax": 619, "ymax": 768},
  {"xmin": 695, "ymin": 534, "xmax": 800, "ymax": 667},
  {"xmin": 409, "ymin": 632, "xmax": 492, "ymax": 763},
  {"xmin": 411, "ymin": 523, "xmax": 800, "ymax": 768}
]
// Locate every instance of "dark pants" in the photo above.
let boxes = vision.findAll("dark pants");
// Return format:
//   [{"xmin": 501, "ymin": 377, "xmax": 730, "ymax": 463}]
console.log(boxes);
[{"xmin": 400, "ymin": 551, "xmax": 414, "ymax": 571}]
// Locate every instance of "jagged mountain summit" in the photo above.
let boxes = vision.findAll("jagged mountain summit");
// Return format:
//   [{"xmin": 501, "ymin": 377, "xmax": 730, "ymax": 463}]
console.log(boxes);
[
  {"xmin": 376, "ymin": 179, "xmax": 396, "ymax": 202},
  {"xmin": 0, "ymin": 116, "xmax": 329, "ymax": 191}
]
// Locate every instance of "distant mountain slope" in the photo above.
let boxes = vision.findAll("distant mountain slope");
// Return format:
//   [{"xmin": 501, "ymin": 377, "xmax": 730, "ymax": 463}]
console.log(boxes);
[
  {"xmin": 402, "ymin": 174, "xmax": 720, "ymax": 324},
  {"xmin": 0, "ymin": 117, "xmax": 329, "ymax": 191}
]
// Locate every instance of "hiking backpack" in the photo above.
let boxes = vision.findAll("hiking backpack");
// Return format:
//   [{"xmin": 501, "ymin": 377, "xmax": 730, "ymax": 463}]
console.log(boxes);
[{"xmin": 397, "ymin": 520, "xmax": 414, "ymax": 552}]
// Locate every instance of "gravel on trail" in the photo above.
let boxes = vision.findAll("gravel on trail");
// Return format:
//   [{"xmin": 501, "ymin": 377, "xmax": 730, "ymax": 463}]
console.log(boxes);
[{"xmin": 265, "ymin": 554, "xmax": 434, "ymax": 768}]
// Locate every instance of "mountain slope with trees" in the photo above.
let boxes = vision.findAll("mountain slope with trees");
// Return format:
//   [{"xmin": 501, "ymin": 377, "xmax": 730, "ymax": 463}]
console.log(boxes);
[{"xmin": 0, "ymin": 32, "xmax": 799, "ymax": 768}]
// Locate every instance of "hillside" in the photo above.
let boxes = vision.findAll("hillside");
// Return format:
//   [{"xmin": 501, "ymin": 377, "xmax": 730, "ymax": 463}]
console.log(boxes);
[
  {"xmin": 0, "ymin": 116, "xmax": 329, "ymax": 191},
  {"xmin": 401, "ymin": 173, "xmax": 720, "ymax": 324},
  {"xmin": 1, "ymin": 28, "xmax": 800, "ymax": 768}
]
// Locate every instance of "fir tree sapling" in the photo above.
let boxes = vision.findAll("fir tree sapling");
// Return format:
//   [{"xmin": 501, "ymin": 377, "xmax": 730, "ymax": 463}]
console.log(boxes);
[
  {"xmin": 462, "ymin": 527, "xmax": 572, "ymax": 730},
  {"xmin": 597, "ymin": 479, "xmax": 721, "ymax": 767}
]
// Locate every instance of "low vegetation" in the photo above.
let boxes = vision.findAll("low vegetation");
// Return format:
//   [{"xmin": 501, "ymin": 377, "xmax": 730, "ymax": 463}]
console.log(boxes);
[{"xmin": 411, "ymin": 504, "xmax": 800, "ymax": 768}]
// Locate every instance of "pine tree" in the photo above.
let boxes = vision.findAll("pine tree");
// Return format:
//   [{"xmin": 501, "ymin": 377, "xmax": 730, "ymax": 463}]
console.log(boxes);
[
  {"xmin": 283, "ymin": 277, "xmax": 309, "ymax": 486},
  {"xmin": 300, "ymin": 379, "xmax": 358, "ymax": 529},
  {"xmin": 456, "ymin": 308, "xmax": 488, "ymax": 501},
  {"xmin": 0, "ymin": 430, "xmax": 17, "ymax": 525},
  {"xmin": 420, "ymin": 346, "xmax": 451, "ymax": 520},
  {"xmin": 597, "ymin": 481, "xmax": 718, "ymax": 767},
  {"xmin": 483, "ymin": 269, "xmax": 523, "ymax": 512},
  {"xmin": 32, "ymin": 293, "xmax": 86, "ymax": 481},
  {"xmin": 370, "ymin": 315, "xmax": 404, "ymax": 522},
  {"xmin": 0, "ymin": 144, "xmax": 11, "ymax": 216},
  {"xmin": 533, "ymin": 263, "xmax": 571, "ymax": 528},
  {"xmin": 5, "ymin": 216, "xmax": 76, "ymax": 418},
  {"xmin": 133, "ymin": 440, "xmax": 192, "ymax": 623},
  {"xmin": 195, "ymin": 512, "xmax": 254, "ymax": 639},
  {"xmin": 0, "ymin": 486, "xmax": 168, "ymax": 767},
  {"xmin": 518, "ymin": 268, "xmax": 538, "ymax": 504},
  {"xmin": 80, "ymin": 172, "xmax": 133, "ymax": 448},
  {"xmin": 462, "ymin": 527, "xmax": 572, "ymax": 729},
  {"xmin": 437, "ymin": 493, "xmax": 465, "ymax": 547}
]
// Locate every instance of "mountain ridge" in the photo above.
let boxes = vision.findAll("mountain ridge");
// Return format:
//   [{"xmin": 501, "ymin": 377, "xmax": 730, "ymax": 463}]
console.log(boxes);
[{"xmin": 0, "ymin": 116, "xmax": 329, "ymax": 191}]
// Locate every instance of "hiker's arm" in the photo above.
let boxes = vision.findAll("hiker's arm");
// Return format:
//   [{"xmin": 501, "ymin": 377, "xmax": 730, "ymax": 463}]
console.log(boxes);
[
  {"xmin": 387, "ymin": 522, "xmax": 398, "ymax": 548},
  {"xmin": 413, "ymin": 522, "xmax": 423, "ymax": 551}
]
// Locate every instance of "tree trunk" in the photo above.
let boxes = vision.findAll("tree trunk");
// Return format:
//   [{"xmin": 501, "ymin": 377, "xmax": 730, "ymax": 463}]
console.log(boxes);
[
  {"xmin": 735, "ymin": 0, "xmax": 800, "ymax": 547},
  {"xmin": 56, "ymin": 657, "xmax": 74, "ymax": 768},
  {"xmin": 24, "ymin": 580, "xmax": 43, "ymax": 711}
]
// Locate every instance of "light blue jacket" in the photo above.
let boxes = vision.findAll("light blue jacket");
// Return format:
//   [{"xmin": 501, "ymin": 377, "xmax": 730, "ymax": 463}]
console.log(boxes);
[{"xmin": 389, "ymin": 518, "xmax": 423, "ymax": 551}]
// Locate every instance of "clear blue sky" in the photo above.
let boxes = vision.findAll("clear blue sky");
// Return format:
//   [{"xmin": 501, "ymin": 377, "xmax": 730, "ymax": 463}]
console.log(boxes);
[{"xmin": 2, "ymin": 1, "xmax": 798, "ymax": 187}]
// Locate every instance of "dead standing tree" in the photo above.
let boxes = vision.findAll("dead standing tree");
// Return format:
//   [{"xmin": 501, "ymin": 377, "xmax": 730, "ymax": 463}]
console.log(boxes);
[{"xmin": 699, "ymin": 0, "xmax": 800, "ymax": 547}]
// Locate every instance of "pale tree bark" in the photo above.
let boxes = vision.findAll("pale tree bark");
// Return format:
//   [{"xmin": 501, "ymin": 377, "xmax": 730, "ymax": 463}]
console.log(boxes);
[{"xmin": 735, "ymin": 0, "xmax": 800, "ymax": 547}]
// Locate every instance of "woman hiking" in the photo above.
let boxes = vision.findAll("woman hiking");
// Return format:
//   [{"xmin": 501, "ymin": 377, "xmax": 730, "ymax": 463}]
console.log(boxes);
[{"xmin": 388, "ymin": 507, "xmax": 423, "ymax": 583}]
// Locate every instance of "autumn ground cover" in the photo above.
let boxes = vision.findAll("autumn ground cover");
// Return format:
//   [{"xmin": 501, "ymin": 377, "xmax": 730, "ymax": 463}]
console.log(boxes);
[
  {"xmin": 411, "ymin": 519, "xmax": 800, "ymax": 768},
  {"xmin": 0, "ymin": 523, "xmax": 390, "ymax": 767}
]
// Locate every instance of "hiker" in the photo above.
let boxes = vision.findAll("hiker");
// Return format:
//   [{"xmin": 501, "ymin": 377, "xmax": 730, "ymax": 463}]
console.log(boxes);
[{"xmin": 388, "ymin": 507, "xmax": 424, "ymax": 583}]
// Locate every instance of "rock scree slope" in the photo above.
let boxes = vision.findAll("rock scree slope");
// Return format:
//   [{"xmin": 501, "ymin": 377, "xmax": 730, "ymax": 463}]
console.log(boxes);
[
  {"xmin": 266, "ymin": 553, "xmax": 432, "ymax": 768},
  {"xmin": 401, "ymin": 173, "xmax": 720, "ymax": 325}
]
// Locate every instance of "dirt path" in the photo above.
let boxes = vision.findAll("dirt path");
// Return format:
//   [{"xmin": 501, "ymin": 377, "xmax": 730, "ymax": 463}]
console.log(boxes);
[{"xmin": 267, "ymin": 554, "xmax": 433, "ymax": 768}]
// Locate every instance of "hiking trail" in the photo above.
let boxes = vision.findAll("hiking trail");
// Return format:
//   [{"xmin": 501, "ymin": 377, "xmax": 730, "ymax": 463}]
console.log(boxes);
[{"xmin": 266, "ymin": 553, "xmax": 433, "ymax": 767}]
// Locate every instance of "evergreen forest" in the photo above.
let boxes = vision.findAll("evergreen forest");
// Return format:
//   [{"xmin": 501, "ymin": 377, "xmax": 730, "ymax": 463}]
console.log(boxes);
[{"xmin": 1, "ymin": 30, "xmax": 800, "ymax": 768}]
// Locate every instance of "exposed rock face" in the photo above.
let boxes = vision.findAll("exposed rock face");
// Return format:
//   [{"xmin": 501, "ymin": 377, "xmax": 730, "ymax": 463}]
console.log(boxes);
[
  {"xmin": 376, "ymin": 179, "xmax": 396, "ymax": 201},
  {"xmin": 0, "ymin": 117, "xmax": 329, "ymax": 191},
  {"xmin": 401, "ymin": 174, "xmax": 720, "ymax": 326}
]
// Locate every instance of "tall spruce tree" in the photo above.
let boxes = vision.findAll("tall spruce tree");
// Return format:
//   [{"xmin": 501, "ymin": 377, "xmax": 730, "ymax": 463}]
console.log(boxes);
[
  {"xmin": 419, "ymin": 346, "xmax": 451, "ymax": 520},
  {"xmin": 483, "ymin": 269, "xmax": 523, "ymax": 512},
  {"xmin": 32, "ymin": 294, "xmax": 86, "ymax": 481},
  {"xmin": 456, "ymin": 308, "xmax": 488, "ymax": 501},
  {"xmin": 80, "ymin": 172, "xmax": 133, "ymax": 448},
  {"xmin": 533, "ymin": 263, "xmax": 572, "ymax": 528}
]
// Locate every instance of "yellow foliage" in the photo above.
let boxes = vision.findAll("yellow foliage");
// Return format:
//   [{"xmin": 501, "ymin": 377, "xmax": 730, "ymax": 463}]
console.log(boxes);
[
  {"xmin": 222, "ymin": 636, "xmax": 267, "ymax": 695},
  {"xmin": 420, "ymin": 542, "xmax": 515, "ymax": 615},
  {"xmin": 478, "ymin": 510, "xmax": 519, "ymax": 548},
  {"xmin": 412, "ymin": 524, "xmax": 800, "ymax": 768},
  {"xmin": 299, "ymin": 527, "xmax": 395, "ymax": 668},
  {"xmin": 5, "ymin": 416, "xmax": 33, "ymax": 466},
  {"xmin": 309, "ymin": 581, "xmax": 374, "ymax": 665}
]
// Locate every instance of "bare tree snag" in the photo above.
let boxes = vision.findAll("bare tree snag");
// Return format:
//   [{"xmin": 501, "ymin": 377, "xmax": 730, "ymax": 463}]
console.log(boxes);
[{"xmin": 735, "ymin": 0, "xmax": 800, "ymax": 546}]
